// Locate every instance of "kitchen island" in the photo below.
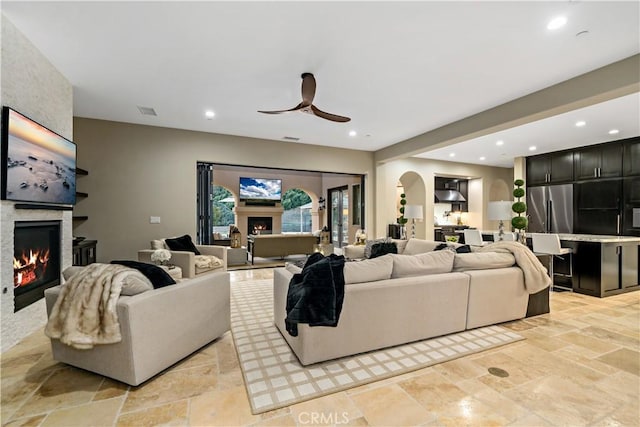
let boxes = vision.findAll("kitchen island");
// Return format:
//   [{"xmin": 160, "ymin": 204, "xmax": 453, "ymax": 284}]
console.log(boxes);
[{"xmin": 549, "ymin": 234, "xmax": 639, "ymax": 297}]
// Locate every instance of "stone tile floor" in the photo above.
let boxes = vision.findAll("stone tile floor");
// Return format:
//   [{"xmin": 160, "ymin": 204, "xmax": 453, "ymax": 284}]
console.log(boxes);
[{"xmin": 1, "ymin": 268, "xmax": 638, "ymax": 426}]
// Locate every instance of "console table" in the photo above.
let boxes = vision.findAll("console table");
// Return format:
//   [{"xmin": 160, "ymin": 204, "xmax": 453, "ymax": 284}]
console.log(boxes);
[{"xmin": 72, "ymin": 240, "xmax": 97, "ymax": 266}]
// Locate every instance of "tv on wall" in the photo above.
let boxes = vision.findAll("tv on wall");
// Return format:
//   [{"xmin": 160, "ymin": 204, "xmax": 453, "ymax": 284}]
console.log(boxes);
[
  {"xmin": 239, "ymin": 177, "xmax": 282, "ymax": 202},
  {"xmin": 1, "ymin": 107, "xmax": 77, "ymax": 206}
]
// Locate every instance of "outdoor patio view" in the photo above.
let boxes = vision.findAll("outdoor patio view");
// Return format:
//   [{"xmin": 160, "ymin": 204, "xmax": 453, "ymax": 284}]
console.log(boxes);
[{"xmin": 211, "ymin": 186, "xmax": 312, "ymax": 237}]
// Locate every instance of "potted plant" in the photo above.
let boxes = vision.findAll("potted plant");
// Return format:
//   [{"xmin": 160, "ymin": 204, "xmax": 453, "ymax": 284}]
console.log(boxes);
[
  {"xmin": 511, "ymin": 179, "xmax": 528, "ymax": 244},
  {"xmin": 397, "ymin": 193, "xmax": 408, "ymax": 239}
]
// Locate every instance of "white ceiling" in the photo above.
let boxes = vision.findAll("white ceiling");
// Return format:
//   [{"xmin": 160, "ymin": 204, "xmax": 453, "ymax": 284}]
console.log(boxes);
[{"xmin": 2, "ymin": 1, "xmax": 639, "ymax": 167}]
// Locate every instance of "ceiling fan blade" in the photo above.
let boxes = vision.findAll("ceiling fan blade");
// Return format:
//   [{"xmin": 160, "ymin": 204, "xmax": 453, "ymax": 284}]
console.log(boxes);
[
  {"xmin": 258, "ymin": 103, "xmax": 305, "ymax": 114},
  {"xmin": 310, "ymin": 105, "xmax": 351, "ymax": 122},
  {"xmin": 300, "ymin": 73, "xmax": 316, "ymax": 105}
]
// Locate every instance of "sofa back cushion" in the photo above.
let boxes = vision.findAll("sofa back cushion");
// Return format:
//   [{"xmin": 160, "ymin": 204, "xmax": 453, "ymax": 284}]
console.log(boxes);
[
  {"xmin": 344, "ymin": 255, "xmax": 394, "ymax": 284},
  {"xmin": 391, "ymin": 250, "xmax": 455, "ymax": 278},
  {"xmin": 453, "ymin": 252, "xmax": 516, "ymax": 271},
  {"xmin": 403, "ymin": 238, "xmax": 459, "ymax": 255}
]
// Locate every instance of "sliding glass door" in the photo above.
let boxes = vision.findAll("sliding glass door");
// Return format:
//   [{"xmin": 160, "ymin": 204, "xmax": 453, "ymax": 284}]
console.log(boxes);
[{"xmin": 328, "ymin": 186, "xmax": 349, "ymax": 248}]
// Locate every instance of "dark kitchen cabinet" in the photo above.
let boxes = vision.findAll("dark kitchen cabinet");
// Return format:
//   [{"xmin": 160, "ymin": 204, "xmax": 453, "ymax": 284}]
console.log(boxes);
[
  {"xmin": 574, "ymin": 180, "xmax": 622, "ymax": 235},
  {"xmin": 623, "ymin": 177, "xmax": 640, "ymax": 236},
  {"xmin": 574, "ymin": 241, "xmax": 639, "ymax": 297},
  {"xmin": 574, "ymin": 142, "xmax": 623, "ymax": 180},
  {"xmin": 526, "ymin": 151, "xmax": 574, "ymax": 186},
  {"xmin": 623, "ymin": 137, "xmax": 640, "ymax": 176}
]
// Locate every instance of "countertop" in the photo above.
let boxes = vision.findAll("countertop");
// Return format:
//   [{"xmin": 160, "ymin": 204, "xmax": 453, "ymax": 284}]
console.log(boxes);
[{"xmin": 555, "ymin": 234, "xmax": 640, "ymax": 243}]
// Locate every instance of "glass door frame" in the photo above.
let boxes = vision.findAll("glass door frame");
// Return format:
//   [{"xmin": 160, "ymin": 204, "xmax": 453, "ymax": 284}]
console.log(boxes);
[{"xmin": 327, "ymin": 185, "xmax": 349, "ymax": 248}]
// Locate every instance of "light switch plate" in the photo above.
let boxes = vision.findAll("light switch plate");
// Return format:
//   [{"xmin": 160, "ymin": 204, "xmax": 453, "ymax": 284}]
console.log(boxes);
[{"xmin": 150, "ymin": 216, "xmax": 161, "ymax": 224}]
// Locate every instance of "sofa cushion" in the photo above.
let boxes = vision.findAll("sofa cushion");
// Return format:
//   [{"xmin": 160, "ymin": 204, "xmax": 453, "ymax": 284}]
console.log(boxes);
[
  {"xmin": 434, "ymin": 243, "xmax": 472, "ymax": 253},
  {"xmin": 390, "ymin": 250, "xmax": 455, "ymax": 278},
  {"xmin": 453, "ymin": 252, "xmax": 516, "ymax": 271},
  {"xmin": 111, "ymin": 260, "xmax": 176, "ymax": 289},
  {"xmin": 165, "ymin": 234, "xmax": 201, "ymax": 255},
  {"xmin": 62, "ymin": 265, "xmax": 86, "ymax": 281},
  {"xmin": 344, "ymin": 255, "xmax": 394, "ymax": 284},
  {"xmin": 403, "ymin": 239, "xmax": 458, "ymax": 255}
]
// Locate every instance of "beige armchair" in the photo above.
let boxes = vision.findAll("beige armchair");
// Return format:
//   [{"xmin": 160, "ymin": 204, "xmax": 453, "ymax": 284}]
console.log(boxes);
[{"xmin": 138, "ymin": 239, "xmax": 227, "ymax": 278}]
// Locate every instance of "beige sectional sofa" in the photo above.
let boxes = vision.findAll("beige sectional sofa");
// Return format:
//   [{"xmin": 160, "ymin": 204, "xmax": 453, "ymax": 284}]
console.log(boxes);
[
  {"xmin": 45, "ymin": 271, "xmax": 230, "ymax": 385},
  {"xmin": 274, "ymin": 238, "xmax": 547, "ymax": 365}
]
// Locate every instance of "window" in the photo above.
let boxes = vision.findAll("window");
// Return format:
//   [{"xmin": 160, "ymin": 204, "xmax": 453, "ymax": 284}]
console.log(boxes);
[
  {"xmin": 212, "ymin": 185, "xmax": 235, "ymax": 238},
  {"xmin": 281, "ymin": 189, "xmax": 312, "ymax": 233}
]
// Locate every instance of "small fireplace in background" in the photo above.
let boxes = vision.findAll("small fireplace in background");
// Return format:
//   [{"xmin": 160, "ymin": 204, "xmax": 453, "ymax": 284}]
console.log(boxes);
[
  {"xmin": 248, "ymin": 216, "xmax": 273, "ymax": 235},
  {"xmin": 13, "ymin": 220, "xmax": 61, "ymax": 312}
]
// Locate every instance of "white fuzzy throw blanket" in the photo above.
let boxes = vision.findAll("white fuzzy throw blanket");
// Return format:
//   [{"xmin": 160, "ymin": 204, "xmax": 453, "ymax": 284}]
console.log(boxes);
[
  {"xmin": 45, "ymin": 263, "xmax": 139, "ymax": 349},
  {"xmin": 479, "ymin": 241, "xmax": 552, "ymax": 294}
]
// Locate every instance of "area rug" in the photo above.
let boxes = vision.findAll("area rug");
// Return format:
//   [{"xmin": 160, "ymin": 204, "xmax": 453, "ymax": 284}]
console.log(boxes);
[{"xmin": 230, "ymin": 279, "xmax": 525, "ymax": 414}]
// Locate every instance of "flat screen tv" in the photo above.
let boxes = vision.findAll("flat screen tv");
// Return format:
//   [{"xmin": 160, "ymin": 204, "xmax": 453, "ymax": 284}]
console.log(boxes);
[
  {"xmin": 1, "ymin": 107, "xmax": 76, "ymax": 206},
  {"xmin": 239, "ymin": 177, "xmax": 282, "ymax": 202}
]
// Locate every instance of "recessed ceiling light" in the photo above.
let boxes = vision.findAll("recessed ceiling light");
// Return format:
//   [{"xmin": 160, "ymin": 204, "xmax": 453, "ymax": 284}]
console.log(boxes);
[
  {"xmin": 529, "ymin": 146, "xmax": 537, "ymax": 151},
  {"xmin": 449, "ymin": 153, "xmax": 456, "ymax": 157},
  {"xmin": 349, "ymin": 130, "xmax": 357, "ymax": 137},
  {"xmin": 479, "ymin": 156, "xmax": 486, "ymax": 161},
  {"xmin": 547, "ymin": 16, "xmax": 567, "ymax": 30},
  {"xmin": 205, "ymin": 110, "xmax": 215, "ymax": 119},
  {"xmin": 496, "ymin": 140, "xmax": 504, "ymax": 146},
  {"xmin": 575, "ymin": 120, "xmax": 586, "ymax": 127},
  {"xmin": 609, "ymin": 129, "xmax": 620, "ymax": 135}
]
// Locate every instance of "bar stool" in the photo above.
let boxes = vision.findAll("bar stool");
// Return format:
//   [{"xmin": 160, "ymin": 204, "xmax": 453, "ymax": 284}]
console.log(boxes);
[
  {"xmin": 463, "ymin": 229, "xmax": 489, "ymax": 247},
  {"xmin": 531, "ymin": 233, "xmax": 573, "ymax": 291}
]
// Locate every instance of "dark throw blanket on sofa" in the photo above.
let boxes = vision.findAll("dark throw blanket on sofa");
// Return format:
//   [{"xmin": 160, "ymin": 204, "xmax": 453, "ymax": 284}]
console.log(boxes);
[{"xmin": 285, "ymin": 253, "xmax": 346, "ymax": 337}]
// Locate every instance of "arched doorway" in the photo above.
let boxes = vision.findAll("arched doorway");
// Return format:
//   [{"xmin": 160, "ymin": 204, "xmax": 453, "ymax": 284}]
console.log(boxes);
[
  {"xmin": 397, "ymin": 171, "xmax": 426, "ymax": 239},
  {"xmin": 281, "ymin": 188, "xmax": 312, "ymax": 233}
]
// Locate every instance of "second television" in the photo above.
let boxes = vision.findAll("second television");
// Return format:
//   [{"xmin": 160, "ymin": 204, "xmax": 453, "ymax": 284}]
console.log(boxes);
[{"xmin": 239, "ymin": 177, "xmax": 282, "ymax": 203}]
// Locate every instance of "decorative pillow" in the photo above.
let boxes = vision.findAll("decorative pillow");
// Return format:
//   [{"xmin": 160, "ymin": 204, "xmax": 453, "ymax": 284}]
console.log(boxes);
[
  {"xmin": 370, "ymin": 241, "xmax": 398, "ymax": 258},
  {"xmin": 344, "ymin": 254, "xmax": 394, "ymax": 284},
  {"xmin": 150, "ymin": 239, "xmax": 167, "ymax": 250},
  {"xmin": 393, "ymin": 239, "xmax": 409, "ymax": 254},
  {"xmin": 111, "ymin": 260, "xmax": 176, "ymax": 288},
  {"xmin": 120, "ymin": 273, "xmax": 154, "ymax": 296},
  {"xmin": 453, "ymin": 252, "xmax": 516, "ymax": 271},
  {"xmin": 62, "ymin": 266, "xmax": 85, "ymax": 281},
  {"xmin": 164, "ymin": 234, "xmax": 200, "ymax": 255},
  {"xmin": 364, "ymin": 238, "xmax": 388, "ymax": 258},
  {"xmin": 390, "ymin": 250, "xmax": 455, "ymax": 278},
  {"xmin": 402, "ymin": 239, "xmax": 442, "ymax": 255}
]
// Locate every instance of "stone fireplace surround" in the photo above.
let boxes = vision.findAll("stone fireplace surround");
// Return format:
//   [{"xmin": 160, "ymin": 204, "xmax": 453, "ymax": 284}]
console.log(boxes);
[
  {"xmin": 0, "ymin": 203, "xmax": 73, "ymax": 351},
  {"xmin": 234, "ymin": 204, "xmax": 284, "ymax": 247}
]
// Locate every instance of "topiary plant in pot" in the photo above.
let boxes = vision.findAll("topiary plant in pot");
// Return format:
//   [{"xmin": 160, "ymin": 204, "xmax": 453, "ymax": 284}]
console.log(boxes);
[{"xmin": 512, "ymin": 179, "xmax": 528, "ymax": 244}]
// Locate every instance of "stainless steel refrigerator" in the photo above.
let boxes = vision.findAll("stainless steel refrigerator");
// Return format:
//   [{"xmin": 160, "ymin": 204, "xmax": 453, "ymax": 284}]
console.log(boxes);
[{"xmin": 527, "ymin": 184, "xmax": 573, "ymax": 233}]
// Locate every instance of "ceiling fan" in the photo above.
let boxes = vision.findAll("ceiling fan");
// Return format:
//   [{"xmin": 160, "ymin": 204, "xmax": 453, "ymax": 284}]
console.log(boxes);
[{"xmin": 258, "ymin": 73, "xmax": 351, "ymax": 123}]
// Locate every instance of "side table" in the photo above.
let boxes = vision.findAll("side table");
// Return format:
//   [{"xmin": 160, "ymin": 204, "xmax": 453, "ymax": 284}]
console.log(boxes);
[
  {"xmin": 227, "ymin": 247, "xmax": 248, "ymax": 266},
  {"xmin": 159, "ymin": 265, "xmax": 182, "ymax": 281}
]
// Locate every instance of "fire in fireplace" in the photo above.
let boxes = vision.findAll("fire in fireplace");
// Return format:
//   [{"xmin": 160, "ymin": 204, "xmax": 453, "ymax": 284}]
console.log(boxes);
[
  {"xmin": 248, "ymin": 216, "xmax": 273, "ymax": 235},
  {"xmin": 13, "ymin": 221, "xmax": 61, "ymax": 312}
]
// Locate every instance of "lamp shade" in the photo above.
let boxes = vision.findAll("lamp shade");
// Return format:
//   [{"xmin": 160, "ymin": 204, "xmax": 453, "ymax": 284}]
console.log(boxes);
[
  {"xmin": 487, "ymin": 201, "xmax": 513, "ymax": 220},
  {"xmin": 404, "ymin": 205, "xmax": 423, "ymax": 220}
]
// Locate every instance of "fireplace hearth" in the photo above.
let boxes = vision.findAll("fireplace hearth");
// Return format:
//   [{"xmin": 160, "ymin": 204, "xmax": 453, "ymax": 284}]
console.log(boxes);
[{"xmin": 13, "ymin": 220, "xmax": 61, "ymax": 312}]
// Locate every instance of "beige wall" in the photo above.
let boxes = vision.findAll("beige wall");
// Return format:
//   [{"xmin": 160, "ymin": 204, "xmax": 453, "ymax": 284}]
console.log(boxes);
[
  {"xmin": 72, "ymin": 118, "xmax": 375, "ymax": 262},
  {"xmin": 375, "ymin": 158, "xmax": 514, "ymax": 240},
  {"xmin": 0, "ymin": 15, "xmax": 74, "ymax": 351}
]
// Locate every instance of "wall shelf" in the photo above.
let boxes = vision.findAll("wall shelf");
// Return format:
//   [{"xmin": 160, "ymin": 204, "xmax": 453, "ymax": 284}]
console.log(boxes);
[
  {"xmin": 75, "ymin": 167, "xmax": 89, "ymax": 176},
  {"xmin": 75, "ymin": 192, "xmax": 88, "ymax": 198},
  {"xmin": 72, "ymin": 216, "xmax": 88, "ymax": 221}
]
